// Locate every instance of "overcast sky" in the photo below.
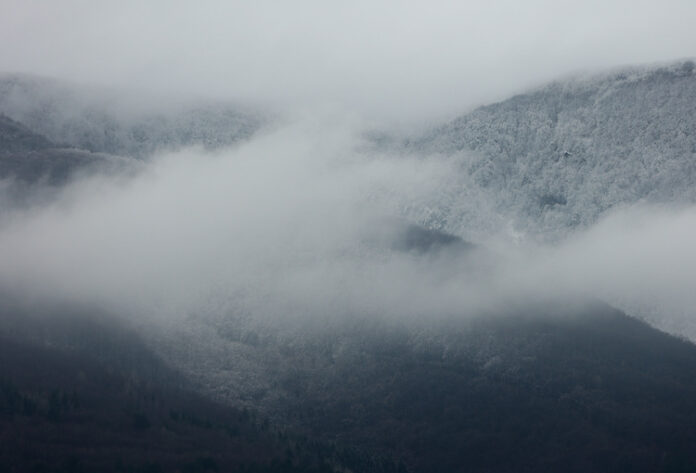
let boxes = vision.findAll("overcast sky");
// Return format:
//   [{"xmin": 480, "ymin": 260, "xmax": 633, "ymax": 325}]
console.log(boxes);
[{"xmin": 1, "ymin": 0, "xmax": 695, "ymax": 121}]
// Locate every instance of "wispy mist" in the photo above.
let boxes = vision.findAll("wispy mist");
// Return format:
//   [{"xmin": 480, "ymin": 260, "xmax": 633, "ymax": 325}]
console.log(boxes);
[
  {"xmin": 1, "ymin": 120, "xmax": 695, "ymax": 339},
  {"xmin": 0, "ymin": 119, "xmax": 463, "ymax": 319}
]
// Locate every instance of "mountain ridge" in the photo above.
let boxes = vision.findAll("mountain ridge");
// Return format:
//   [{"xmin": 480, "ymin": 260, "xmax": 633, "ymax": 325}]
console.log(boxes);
[
  {"xmin": 403, "ymin": 59, "xmax": 696, "ymax": 242},
  {"xmin": 0, "ymin": 73, "xmax": 266, "ymax": 159}
]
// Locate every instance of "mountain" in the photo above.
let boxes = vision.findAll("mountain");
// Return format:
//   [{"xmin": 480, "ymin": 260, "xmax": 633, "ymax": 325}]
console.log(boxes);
[
  {"xmin": 3, "ymin": 61, "xmax": 696, "ymax": 473},
  {"xmin": 0, "ymin": 74, "xmax": 266, "ymax": 159},
  {"xmin": 0, "ymin": 299, "xmax": 408, "ymax": 473},
  {"xmin": 0, "ymin": 113, "xmax": 53, "ymax": 153},
  {"xmin": 407, "ymin": 60, "xmax": 696, "ymax": 242},
  {"xmin": 4, "ymin": 265, "xmax": 696, "ymax": 473},
  {"xmin": 154, "ymin": 297, "xmax": 696, "ymax": 473},
  {"xmin": 5, "ymin": 282, "xmax": 695, "ymax": 473},
  {"xmin": 0, "ymin": 114, "xmax": 135, "ymax": 187}
]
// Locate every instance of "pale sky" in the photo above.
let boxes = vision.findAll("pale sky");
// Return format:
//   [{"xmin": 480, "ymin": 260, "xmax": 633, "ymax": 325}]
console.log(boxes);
[{"xmin": 1, "ymin": 0, "xmax": 695, "ymax": 121}]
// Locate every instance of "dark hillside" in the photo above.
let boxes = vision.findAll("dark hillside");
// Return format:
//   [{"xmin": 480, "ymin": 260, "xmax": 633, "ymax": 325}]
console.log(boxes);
[
  {"xmin": 0, "ymin": 303, "xmax": 400, "ymax": 473},
  {"xmin": 187, "ymin": 302, "xmax": 696, "ymax": 473}
]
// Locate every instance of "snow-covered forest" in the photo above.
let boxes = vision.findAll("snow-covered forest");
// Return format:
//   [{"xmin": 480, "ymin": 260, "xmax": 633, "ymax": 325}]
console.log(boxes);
[
  {"xmin": 0, "ymin": 74, "xmax": 265, "ymax": 158},
  {"xmin": 401, "ymin": 60, "xmax": 696, "ymax": 243}
]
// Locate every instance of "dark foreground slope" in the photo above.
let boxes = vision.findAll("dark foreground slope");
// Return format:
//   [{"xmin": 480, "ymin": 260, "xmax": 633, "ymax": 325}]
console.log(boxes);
[
  {"xmin": 318, "ymin": 307, "xmax": 696, "ymax": 473},
  {"xmin": 176, "ymin": 300, "xmax": 696, "ymax": 473},
  {"xmin": 2, "ymin": 258, "xmax": 696, "ymax": 471},
  {"xmin": 0, "ymin": 303, "xmax": 406, "ymax": 473}
]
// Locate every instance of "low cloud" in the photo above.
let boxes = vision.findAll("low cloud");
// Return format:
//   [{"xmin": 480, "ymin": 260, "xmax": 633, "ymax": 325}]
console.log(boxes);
[
  {"xmin": 1, "ymin": 120, "xmax": 695, "ymax": 340},
  {"xmin": 0, "ymin": 119, "xmax": 468, "ymax": 320}
]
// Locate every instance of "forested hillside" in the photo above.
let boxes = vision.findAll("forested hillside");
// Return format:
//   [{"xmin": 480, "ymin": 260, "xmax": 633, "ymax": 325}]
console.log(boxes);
[
  {"xmin": 0, "ymin": 300, "xmax": 406, "ymax": 473},
  {"xmin": 0, "ymin": 114, "xmax": 134, "ymax": 186},
  {"xmin": 409, "ymin": 60, "xmax": 696, "ymax": 242},
  {"xmin": 3, "ymin": 60, "xmax": 696, "ymax": 473},
  {"xmin": 0, "ymin": 74, "xmax": 265, "ymax": 159},
  {"xmin": 154, "ymin": 298, "xmax": 696, "ymax": 473}
]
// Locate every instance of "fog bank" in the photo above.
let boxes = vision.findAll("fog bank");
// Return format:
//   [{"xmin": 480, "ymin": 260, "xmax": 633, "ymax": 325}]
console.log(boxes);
[{"xmin": 1, "ymin": 121, "xmax": 695, "ymax": 339}]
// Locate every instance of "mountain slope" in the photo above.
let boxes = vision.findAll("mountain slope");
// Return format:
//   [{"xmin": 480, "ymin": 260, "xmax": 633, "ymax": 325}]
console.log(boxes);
[
  {"xmin": 0, "ymin": 301, "xmax": 407, "ymax": 473},
  {"xmin": 0, "ymin": 114, "xmax": 135, "ymax": 193},
  {"xmin": 410, "ymin": 60, "xmax": 696, "ymax": 241},
  {"xmin": 0, "ymin": 74, "xmax": 265, "ymax": 159},
  {"xmin": 155, "ymin": 298, "xmax": 696, "ymax": 473},
  {"xmin": 0, "ymin": 113, "xmax": 53, "ymax": 153}
]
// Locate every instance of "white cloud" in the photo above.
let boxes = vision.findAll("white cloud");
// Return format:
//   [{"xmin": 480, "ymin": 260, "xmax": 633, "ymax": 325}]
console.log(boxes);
[
  {"xmin": 1, "ymin": 0, "xmax": 694, "ymax": 121},
  {"xmin": 1, "ymin": 119, "xmax": 695, "ymax": 341}
]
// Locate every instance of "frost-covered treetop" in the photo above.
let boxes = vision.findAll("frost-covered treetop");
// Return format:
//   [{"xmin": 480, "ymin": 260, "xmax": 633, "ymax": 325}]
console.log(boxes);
[{"xmin": 406, "ymin": 60, "xmax": 696, "ymax": 243}]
